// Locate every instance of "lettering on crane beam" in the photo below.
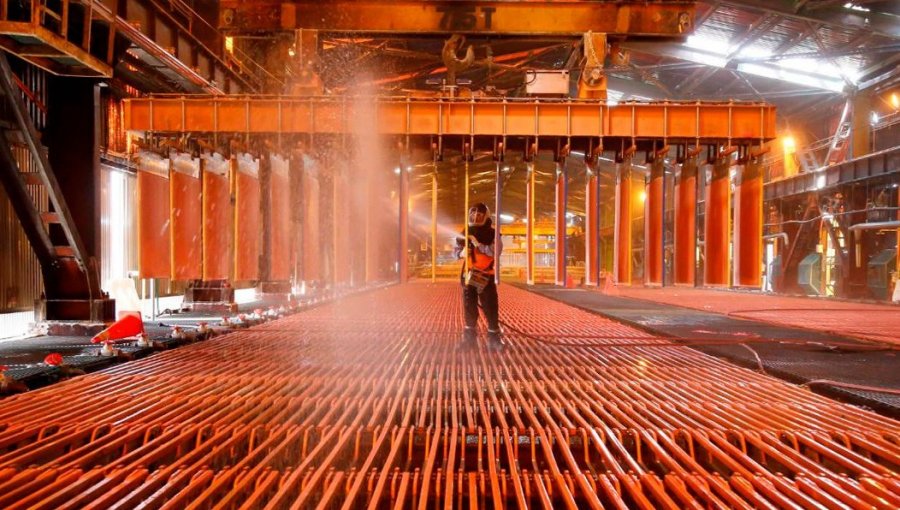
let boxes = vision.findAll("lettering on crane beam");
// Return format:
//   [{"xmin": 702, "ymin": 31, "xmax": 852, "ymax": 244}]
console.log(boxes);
[{"xmin": 436, "ymin": 5, "xmax": 496, "ymax": 31}]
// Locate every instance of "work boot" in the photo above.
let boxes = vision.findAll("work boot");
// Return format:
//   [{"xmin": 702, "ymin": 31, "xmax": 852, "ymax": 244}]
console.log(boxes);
[
  {"xmin": 487, "ymin": 329, "xmax": 504, "ymax": 351},
  {"xmin": 459, "ymin": 327, "xmax": 477, "ymax": 350}
]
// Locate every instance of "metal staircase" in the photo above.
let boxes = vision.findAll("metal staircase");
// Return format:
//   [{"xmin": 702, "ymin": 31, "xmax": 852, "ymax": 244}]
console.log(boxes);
[
  {"xmin": 0, "ymin": 52, "xmax": 113, "ymax": 321},
  {"xmin": 824, "ymin": 99, "xmax": 853, "ymax": 166}
]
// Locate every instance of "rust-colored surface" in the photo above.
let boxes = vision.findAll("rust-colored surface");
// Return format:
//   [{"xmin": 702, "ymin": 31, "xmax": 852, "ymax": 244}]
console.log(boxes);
[
  {"xmin": 615, "ymin": 162, "xmax": 632, "ymax": 285},
  {"xmin": 269, "ymin": 155, "xmax": 291, "ymax": 281},
  {"xmin": 674, "ymin": 160, "xmax": 697, "ymax": 286},
  {"xmin": 302, "ymin": 170, "xmax": 320, "ymax": 283},
  {"xmin": 0, "ymin": 283, "xmax": 897, "ymax": 508},
  {"xmin": 704, "ymin": 161, "xmax": 731, "ymax": 286},
  {"xmin": 616, "ymin": 285, "xmax": 900, "ymax": 345},
  {"xmin": 170, "ymin": 156, "xmax": 201, "ymax": 281},
  {"xmin": 137, "ymin": 162, "xmax": 170, "ymax": 279},
  {"xmin": 201, "ymin": 156, "xmax": 232, "ymax": 281},
  {"xmin": 645, "ymin": 161, "xmax": 664, "ymax": 285},
  {"xmin": 234, "ymin": 155, "xmax": 260, "ymax": 282},
  {"xmin": 585, "ymin": 175, "xmax": 599, "ymax": 286},
  {"xmin": 125, "ymin": 97, "xmax": 777, "ymax": 141},
  {"xmin": 734, "ymin": 163, "xmax": 763, "ymax": 288}
]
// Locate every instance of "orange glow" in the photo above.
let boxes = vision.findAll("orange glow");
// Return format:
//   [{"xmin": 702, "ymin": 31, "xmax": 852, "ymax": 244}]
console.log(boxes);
[{"xmin": 782, "ymin": 135, "xmax": 796, "ymax": 154}]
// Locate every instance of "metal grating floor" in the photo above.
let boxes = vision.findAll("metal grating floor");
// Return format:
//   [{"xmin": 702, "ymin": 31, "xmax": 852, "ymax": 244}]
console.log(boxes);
[{"xmin": 0, "ymin": 282, "xmax": 898, "ymax": 508}]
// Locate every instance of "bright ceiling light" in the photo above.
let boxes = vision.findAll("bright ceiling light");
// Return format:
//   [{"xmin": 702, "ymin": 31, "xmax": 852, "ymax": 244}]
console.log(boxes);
[{"xmin": 783, "ymin": 136, "xmax": 796, "ymax": 154}]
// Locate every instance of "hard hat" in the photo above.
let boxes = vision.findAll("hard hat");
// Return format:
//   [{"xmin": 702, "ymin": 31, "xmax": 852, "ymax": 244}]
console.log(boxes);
[{"xmin": 468, "ymin": 202, "xmax": 490, "ymax": 227}]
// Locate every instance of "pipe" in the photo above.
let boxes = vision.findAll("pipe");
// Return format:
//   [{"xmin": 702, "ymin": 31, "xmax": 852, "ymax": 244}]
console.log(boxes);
[
  {"xmin": 850, "ymin": 221, "xmax": 900, "ymax": 268},
  {"xmin": 763, "ymin": 232, "xmax": 789, "ymax": 247},
  {"xmin": 850, "ymin": 220, "xmax": 900, "ymax": 240}
]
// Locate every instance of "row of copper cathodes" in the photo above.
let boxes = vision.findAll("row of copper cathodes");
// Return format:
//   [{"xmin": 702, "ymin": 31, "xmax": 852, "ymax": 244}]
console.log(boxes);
[{"xmin": 0, "ymin": 285, "xmax": 897, "ymax": 509}]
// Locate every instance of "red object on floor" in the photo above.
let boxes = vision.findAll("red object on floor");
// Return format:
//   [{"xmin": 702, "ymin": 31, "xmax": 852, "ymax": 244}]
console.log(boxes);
[
  {"xmin": 44, "ymin": 353, "xmax": 63, "ymax": 366},
  {"xmin": 91, "ymin": 312, "xmax": 145, "ymax": 344}
]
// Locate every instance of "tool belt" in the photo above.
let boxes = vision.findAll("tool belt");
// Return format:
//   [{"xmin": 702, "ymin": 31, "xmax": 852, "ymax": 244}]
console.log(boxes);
[{"xmin": 465, "ymin": 268, "xmax": 492, "ymax": 293}]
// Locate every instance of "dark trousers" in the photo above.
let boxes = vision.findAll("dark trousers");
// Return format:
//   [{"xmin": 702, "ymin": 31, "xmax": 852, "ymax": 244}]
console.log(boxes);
[{"xmin": 463, "ymin": 279, "xmax": 499, "ymax": 331}]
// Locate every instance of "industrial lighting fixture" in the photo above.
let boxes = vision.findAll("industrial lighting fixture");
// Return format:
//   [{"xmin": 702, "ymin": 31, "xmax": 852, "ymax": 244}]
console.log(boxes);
[{"xmin": 871, "ymin": 112, "xmax": 880, "ymax": 124}]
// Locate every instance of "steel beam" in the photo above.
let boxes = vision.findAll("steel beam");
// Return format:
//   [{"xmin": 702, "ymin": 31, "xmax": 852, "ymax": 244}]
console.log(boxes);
[
  {"xmin": 220, "ymin": 0, "xmax": 696, "ymax": 36},
  {"xmin": 399, "ymin": 157, "xmax": 409, "ymax": 284},
  {"xmin": 645, "ymin": 157, "xmax": 665, "ymax": 285},
  {"xmin": 704, "ymin": 155, "xmax": 731, "ymax": 286},
  {"xmin": 494, "ymin": 160, "xmax": 502, "ymax": 285},
  {"xmin": 674, "ymin": 156, "xmax": 698, "ymax": 286},
  {"xmin": 526, "ymin": 162, "xmax": 535, "ymax": 285},
  {"xmin": 734, "ymin": 158, "xmax": 763, "ymax": 288},
  {"xmin": 614, "ymin": 155, "xmax": 633, "ymax": 285},
  {"xmin": 585, "ymin": 167, "xmax": 599, "ymax": 286},
  {"xmin": 555, "ymin": 161, "xmax": 566, "ymax": 286},
  {"xmin": 124, "ymin": 97, "xmax": 777, "ymax": 142}
]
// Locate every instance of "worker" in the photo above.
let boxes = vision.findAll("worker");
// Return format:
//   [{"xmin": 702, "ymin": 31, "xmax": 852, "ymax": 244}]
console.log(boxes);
[{"xmin": 455, "ymin": 202, "xmax": 503, "ymax": 350}]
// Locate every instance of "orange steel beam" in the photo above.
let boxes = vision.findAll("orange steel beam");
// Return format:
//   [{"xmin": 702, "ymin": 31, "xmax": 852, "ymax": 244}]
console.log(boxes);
[
  {"xmin": 526, "ymin": 162, "xmax": 535, "ymax": 285},
  {"xmin": 585, "ymin": 170, "xmax": 599, "ymax": 286},
  {"xmin": 555, "ymin": 162, "xmax": 566, "ymax": 286},
  {"xmin": 614, "ymin": 155, "xmax": 633, "ymax": 285},
  {"xmin": 124, "ymin": 97, "xmax": 777, "ymax": 142},
  {"xmin": 734, "ymin": 158, "xmax": 763, "ymax": 287},
  {"xmin": 220, "ymin": 1, "xmax": 697, "ymax": 36},
  {"xmin": 645, "ymin": 157, "xmax": 664, "ymax": 285},
  {"xmin": 704, "ymin": 155, "xmax": 731, "ymax": 286},
  {"xmin": 674, "ymin": 156, "xmax": 698, "ymax": 286},
  {"xmin": 399, "ymin": 161, "xmax": 409, "ymax": 284}
]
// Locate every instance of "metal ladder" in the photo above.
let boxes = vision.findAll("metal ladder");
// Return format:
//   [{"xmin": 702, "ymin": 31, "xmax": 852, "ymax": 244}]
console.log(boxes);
[{"xmin": 0, "ymin": 52, "xmax": 110, "ymax": 321}]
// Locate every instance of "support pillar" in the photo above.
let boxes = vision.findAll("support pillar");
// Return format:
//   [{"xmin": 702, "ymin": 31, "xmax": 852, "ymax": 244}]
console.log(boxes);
[
  {"xmin": 734, "ymin": 156, "xmax": 763, "ymax": 288},
  {"xmin": 257, "ymin": 153, "xmax": 272, "ymax": 282},
  {"xmin": 585, "ymin": 164, "xmax": 599, "ymax": 286},
  {"xmin": 555, "ymin": 161, "xmax": 567, "ymax": 286},
  {"xmin": 302, "ymin": 158, "xmax": 320, "ymax": 287},
  {"xmin": 645, "ymin": 157, "xmax": 665, "ymax": 286},
  {"xmin": 674, "ymin": 155, "xmax": 698, "ymax": 285},
  {"xmin": 333, "ymin": 161, "xmax": 350, "ymax": 288},
  {"xmin": 290, "ymin": 150, "xmax": 304, "ymax": 290},
  {"xmin": 850, "ymin": 91, "xmax": 871, "ymax": 160},
  {"xmin": 399, "ymin": 157, "xmax": 409, "ymax": 284},
  {"xmin": 494, "ymin": 160, "xmax": 502, "ymax": 284},
  {"xmin": 704, "ymin": 154, "xmax": 731, "ymax": 286},
  {"xmin": 431, "ymin": 167, "xmax": 437, "ymax": 283},
  {"xmin": 614, "ymin": 153, "xmax": 633, "ymax": 285},
  {"xmin": 526, "ymin": 162, "xmax": 535, "ymax": 285}
]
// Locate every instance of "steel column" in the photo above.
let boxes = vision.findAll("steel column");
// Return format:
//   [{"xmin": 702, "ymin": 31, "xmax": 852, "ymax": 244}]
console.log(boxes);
[
  {"xmin": 526, "ymin": 162, "xmax": 535, "ymax": 285},
  {"xmin": 399, "ymin": 159, "xmax": 409, "ymax": 284},
  {"xmin": 364, "ymin": 165, "xmax": 379, "ymax": 285},
  {"xmin": 494, "ymin": 160, "xmax": 502, "ymax": 285},
  {"xmin": 585, "ymin": 165, "xmax": 599, "ymax": 286},
  {"xmin": 290, "ymin": 152, "xmax": 304, "ymax": 288},
  {"xmin": 333, "ymin": 161, "xmax": 350, "ymax": 287},
  {"xmin": 645, "ymin": 158, "xmax": 665, "ymax": 286},
  {"xmin": 257, "ymin": 153, "xmax": 272, "ymax": 282},
  {"xmin": 555, "ymin": 161, "xmax": 567, "ymax": 286},
  {"xmin": 463, "ymin": 157, "xmax": 470, "ymax": 275},
  {"xmin": 674, "ymin": 156, "xmax": 698, "ymax": 286},
  {"xmin": 704, "ymin": 155, "xmax": 731, "ymax": 286},
  {"xmin": 614, "ymin": 155, "xmax": 633, "ymax": 285},
  {"xmin": 431, "ymin": 168, "xmax": 437, "ymax": 283},
  {"xmin": 734, "ymin": 158, "xmax": 763, "ymax": 288},
  {"xmin": 303, "ymin": 159, "xmax": 320, "ymax": 286}
]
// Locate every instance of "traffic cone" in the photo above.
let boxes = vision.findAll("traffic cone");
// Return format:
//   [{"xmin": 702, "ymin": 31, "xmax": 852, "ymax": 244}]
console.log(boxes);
[{"xmin": 91, "ymin": 312, "xmax": 144, "ymax": 344}]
